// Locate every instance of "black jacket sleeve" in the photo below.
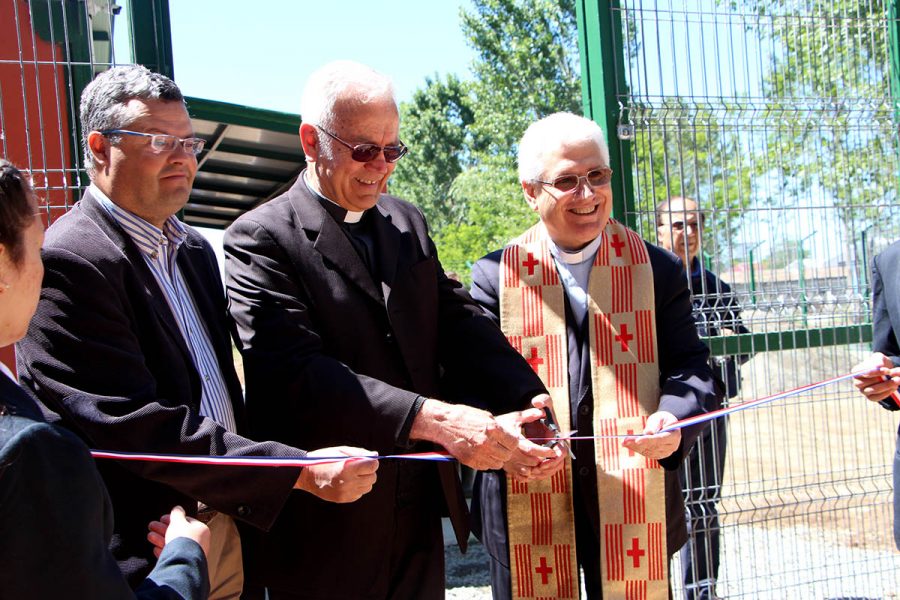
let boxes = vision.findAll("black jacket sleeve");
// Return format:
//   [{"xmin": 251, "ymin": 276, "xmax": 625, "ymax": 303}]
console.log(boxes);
[{"xmin": 0, "ymin": 418, "xmax": 209, "ymax": 599}]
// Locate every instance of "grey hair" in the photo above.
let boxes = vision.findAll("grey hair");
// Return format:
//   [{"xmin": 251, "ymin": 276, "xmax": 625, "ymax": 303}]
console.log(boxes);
[
  {"xmin": 80, "ymin": 64, "xmax": 184, "ymax": 175},
  {"xmin": 299, "ymin": 60, "xmax": 397, "ymax": 133},
  {"xmin": 517, "ymin": 112, "xmax": 609, "ymax": 183}
]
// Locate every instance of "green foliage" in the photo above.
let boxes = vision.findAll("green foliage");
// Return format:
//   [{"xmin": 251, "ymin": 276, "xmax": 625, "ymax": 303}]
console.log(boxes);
[
  {"xmin": 729, "ymin": 0, "xmax": 897, "ymax": 269},
  {"xmin": 631, "ymin": 100, "xmax": 752, "ymax": 255},
  {"xmin": 391, "ymin": 0, "xmax": 581, "ymax": 280},
  {"xmin": 393, "ymin": 0, "xmax": 755, "ymax": 278},
  {"xmin": 433, "ymin": 156, "xmax": 538, "ymax": 282},
  {"xmin": 390, "ymin": 75, "xmax": 475, "ymax": 231},
  {"xmin": 461, "ymin": 0, "xmax": 582, "ymax": 153}
]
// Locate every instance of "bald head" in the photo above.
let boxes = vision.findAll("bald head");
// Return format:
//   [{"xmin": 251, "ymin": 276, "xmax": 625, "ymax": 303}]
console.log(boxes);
[{"xmin": 656, "ymin": 196, "xmax": 704, "ymax": 265}]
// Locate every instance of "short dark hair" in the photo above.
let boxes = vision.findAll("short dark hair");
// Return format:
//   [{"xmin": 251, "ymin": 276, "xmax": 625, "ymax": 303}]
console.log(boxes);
[
  {"xmin": 80, "ymin": 64, "xmax": 185, "ymax": 174},
  {"xmin": 0, "ymin": 160, "xmax": 37, "ymax": 266}
]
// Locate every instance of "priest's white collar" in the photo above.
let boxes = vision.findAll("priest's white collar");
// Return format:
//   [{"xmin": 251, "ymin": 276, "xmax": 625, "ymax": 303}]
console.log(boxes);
[
  {"xmin": 303, "ymin": 171, "xmax": 366, "ymax": 223},
  {"xmin": 343, "ymin": 209, "xmax": 364, "ymax": 223},
  {"xmin": 546, "ymin": 229, "xmax": 603, "ymax": 265}
]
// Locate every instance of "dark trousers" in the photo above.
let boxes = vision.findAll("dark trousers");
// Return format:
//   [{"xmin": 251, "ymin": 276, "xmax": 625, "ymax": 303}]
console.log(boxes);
[
  {"xmin": 245, "ymin": 487, "xmax": 445, "ymax": 600},
  {"xmin": 678, "ymin": 417, "xmax": 727, "ymax": 600}
]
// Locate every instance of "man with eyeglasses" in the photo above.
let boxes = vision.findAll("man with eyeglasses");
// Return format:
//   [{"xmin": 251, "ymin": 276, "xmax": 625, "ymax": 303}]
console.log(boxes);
[
  {"xmin": 468, "ymin": 112, "xmax": 717, "ymax": 599},
  {"xmin": 655, "ymin": 196, "xmax": 751, "ymax": 600},
  {"xmin": 17, "ymin": 64, "xmax": 380, "ymax": 599},
  {"xmin": 223, "ymin": 60, "xmax": 563, "ymax": 600}
]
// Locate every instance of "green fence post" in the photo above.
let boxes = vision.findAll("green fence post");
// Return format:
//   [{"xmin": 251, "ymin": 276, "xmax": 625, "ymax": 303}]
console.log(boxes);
[
  {"xmin": 890, "ymin": 1, "xmax": 900, "ymax": 121},
  {"xmin": 747, "ymin": 241, "xmax": 763, "ymax": 306},
  {"xmin": 128, "ymin": 0, "xmax": 175, "ymax": 78},
  {"xmin": 798, "ymin": 232, "xmax": 814, "ymax": 327},
  {"xmin": 575, "ymin": 0, "xmax": 636, "ymax": 225}
]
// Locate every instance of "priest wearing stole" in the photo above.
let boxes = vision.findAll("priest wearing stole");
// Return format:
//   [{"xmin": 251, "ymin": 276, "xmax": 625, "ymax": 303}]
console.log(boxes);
[{"xmin": 470, "ymin": 112, "xmax": 720, "ymax": 599}]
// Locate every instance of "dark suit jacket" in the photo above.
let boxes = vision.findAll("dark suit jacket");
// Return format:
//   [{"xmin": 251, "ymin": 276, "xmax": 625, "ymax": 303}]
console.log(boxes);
[
  {"xmin": 224, "ymin": 174, "xmax": 547, "ymax": 596},
  {"xmin": 470, "ymin": 241, "xmax": 718, "ymax": 562},
  {"xmin": 689, "ymin": 259, "xmax": 752, "ymax": 402},
  {"xmin": 0, "ymin": 372, "xmax": 209, "ymax": 599},
  {"xmin": 870, "ymin": 240, "xmax": 900, "ymax": 549},
  {"xmin": 15, "ymin": 190, "xmax": 303, "ymax": 584}
]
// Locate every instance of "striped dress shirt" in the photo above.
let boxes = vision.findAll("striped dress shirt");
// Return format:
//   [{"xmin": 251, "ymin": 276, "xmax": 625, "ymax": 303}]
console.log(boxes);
[{"xmin": 93, "ymin": 185, "xmax": 237, "ymax": 432}]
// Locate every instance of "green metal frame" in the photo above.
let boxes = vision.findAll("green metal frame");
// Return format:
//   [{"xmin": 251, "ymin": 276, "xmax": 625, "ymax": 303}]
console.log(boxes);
[
  {"xmin": 30, "ymin": 0, "xmax": 93, "ymax": 186},
  {"xmin": 185, "ymin": 97, "xmax": 300, "ymax": 135},
  {"xmin": 574, "ymin": 1, "xmax": 876, "ymax": 358},
  {"xmin": 28, "ymin": 0, "xmax": 177, "ymax": 190},
  {"xmin": 890, "ymin": 1, "xmax": 900, "ymax": 120},
  {"xmin": 575, "ymin": 0, "xmax": 635, "ymax": 227},
  {"xmin": 705, "ymin": 324, "xmax": 872, "ymax": 357},
  {"xmin": 128, "ymin": 0, "xmax": 175, "ymax": 79}
]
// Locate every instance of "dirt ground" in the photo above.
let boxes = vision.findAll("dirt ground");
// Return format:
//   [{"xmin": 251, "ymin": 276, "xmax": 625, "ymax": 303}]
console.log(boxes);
[{"xmin": 724, "ymin": 346, "xmax": 898, "ymax": 552}]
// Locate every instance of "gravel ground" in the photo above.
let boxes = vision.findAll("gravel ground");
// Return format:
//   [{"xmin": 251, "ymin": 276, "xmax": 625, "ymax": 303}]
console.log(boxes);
[
  {"xmin": 445, "ymin": 538, "xmax": 492, "ymax": 599},
  {"xmin": 445, "ymin": 523, "xmax": 900, "ymax": 599}
]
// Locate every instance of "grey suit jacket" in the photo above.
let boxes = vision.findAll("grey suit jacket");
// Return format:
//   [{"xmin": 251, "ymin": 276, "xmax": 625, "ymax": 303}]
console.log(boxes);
[{"xmin": 870, "ymin": 240, "xmax": 900, "ymax": 550}]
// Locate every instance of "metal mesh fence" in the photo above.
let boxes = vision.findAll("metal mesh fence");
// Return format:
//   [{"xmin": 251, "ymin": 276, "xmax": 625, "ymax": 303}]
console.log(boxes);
[
  {"xmin": 615, "ymin": 0, "xmax": 900, "ymax": 596},
  {"xmin": 1, "ymin": 0, "xmax": 129, "ymax": 225},
  {"xmin": 5, "ymin": 0, "xmax": 900, "ymax": 595}
]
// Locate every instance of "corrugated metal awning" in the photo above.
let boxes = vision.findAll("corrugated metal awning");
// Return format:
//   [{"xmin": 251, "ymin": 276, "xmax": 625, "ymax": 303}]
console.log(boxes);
[{"xmin": 185, "ymin": 96, "xmax": 305, "ymax": 229}]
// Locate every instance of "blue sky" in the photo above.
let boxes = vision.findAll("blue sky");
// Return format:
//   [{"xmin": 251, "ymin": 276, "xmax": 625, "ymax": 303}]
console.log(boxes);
[
  {"xmin": 117, "ymin": 1, "xmax": 476, "ymax": 268},
  {"xmin": 166, "ymin": 0, "xmax": 477, "ymax": 112}
]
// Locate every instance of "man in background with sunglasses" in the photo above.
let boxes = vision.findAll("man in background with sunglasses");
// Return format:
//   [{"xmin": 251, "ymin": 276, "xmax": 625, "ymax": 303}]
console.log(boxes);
[
  {"xmin": 656, "ymin": 196, "xmax": 752, "ymax": 600},
  {"xmin": 469, "ymin": 112, "xmax": 717, "ymax": 599},
  {"xmin": 224, "ymin": 60, "xmax": 563, "ymax": 600},
  {"xmin": 17, "ymin": 65, "xmax": 380, "ymax": 599}
]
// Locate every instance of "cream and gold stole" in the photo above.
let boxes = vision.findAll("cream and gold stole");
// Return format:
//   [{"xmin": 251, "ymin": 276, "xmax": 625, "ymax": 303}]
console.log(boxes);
[{"xmin": 499, "ymin": 219, "xmax": 667, "ymax": 600}]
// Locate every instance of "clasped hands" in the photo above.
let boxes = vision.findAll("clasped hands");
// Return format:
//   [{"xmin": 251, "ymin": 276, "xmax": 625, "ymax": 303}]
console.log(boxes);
[
  {"xmin": 410, "ymin": 394, "xmax": 564, "ymax": 482},
  {"xmin": 414, "ymin": 396, "xmax": 683, "ymax": 481}
]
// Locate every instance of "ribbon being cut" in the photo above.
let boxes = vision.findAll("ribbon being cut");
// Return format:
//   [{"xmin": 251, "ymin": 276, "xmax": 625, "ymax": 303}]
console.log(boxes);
[
  {"xmin": 89, "ymin": 366, "xmax": 887, "ymax": 597},
  {"xmin": 89, "ymin": 369, "xmax": 884, "ymax": 464}
]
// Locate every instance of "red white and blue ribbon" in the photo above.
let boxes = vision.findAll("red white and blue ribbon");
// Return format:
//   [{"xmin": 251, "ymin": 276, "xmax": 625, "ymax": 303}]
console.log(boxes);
[
  {"xmin": 90, "ymin": 449, "xmax": 454, "ymax": 466},
  {"xmin": 89, "ymin": 369, "xmax": 887, "ymax": 466}
]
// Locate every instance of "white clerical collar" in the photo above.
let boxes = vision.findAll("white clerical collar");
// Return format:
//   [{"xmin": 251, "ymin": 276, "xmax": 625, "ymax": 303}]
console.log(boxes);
[
  {"xmin": 548, "ymin": 231, "xmax": 603, "ymax": 265},
  {"xmin": 303, "ymin": 171, "xmax": 366, "ymax": 223},
  {"xmin": 343, "ymin": 210, "xmax": 364, "ymax": 223}
]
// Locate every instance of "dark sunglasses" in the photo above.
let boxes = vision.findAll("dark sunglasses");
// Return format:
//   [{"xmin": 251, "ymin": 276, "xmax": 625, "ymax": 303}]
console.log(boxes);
[
  {"xmin": 318, "ymin": 127, "xmax": 408, "ymax": 163},
  {"xmin": 534, "ymin": 167, "xmax": 613, "ymax": 193}
]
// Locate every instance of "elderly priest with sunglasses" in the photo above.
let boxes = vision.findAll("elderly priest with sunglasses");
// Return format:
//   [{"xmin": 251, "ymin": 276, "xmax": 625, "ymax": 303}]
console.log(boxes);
[
  {"xmin": 468, "ymin": 112, "xmax": 719, "ymax": 600},
  {"xmin": 17, "ymin": 65, "xmax": 380, "ymax": 599},
  {"xmin": 224, "ymin": 60, "xmax": 565, "ymax": 600}
]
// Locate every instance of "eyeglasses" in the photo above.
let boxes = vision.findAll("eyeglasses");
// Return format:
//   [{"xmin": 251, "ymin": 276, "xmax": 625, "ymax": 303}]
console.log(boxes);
[
  {"xmin": 534, "ymin": 168, "xmax": 613, "ymax": 193},
  {"xmin": 99, "ymin": 129, "xmax": 206, "ymax": 155},
  {"xmin": 317, "ymin": 127, "xmax": 408, "ymax": 163},
  {"xmin": 667, "ymin": 219, "xmax": 703, "ymax": 232}
]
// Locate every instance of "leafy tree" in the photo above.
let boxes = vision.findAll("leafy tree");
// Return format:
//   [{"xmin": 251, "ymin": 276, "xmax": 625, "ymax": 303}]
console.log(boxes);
[
  {"xmin": 724, "ymin": 0, "xmax": 897, "ymax": 282},
  {"xmin": 390, "ymin": 75, "xmax": 475, "ymax": 232},
  {"xmin": 392, "ymin": 0, "xmax": 582, "ymax": 280},
  {"xmin": 460, "ymin": 0, "xmax": 582, "ymax": 153},
  {"xmin": 630, "ymin": 100, "xmax": 752, "ymax": 271},
  {"xmin": 392, "ymin": 0, "xmax": 753, "ymax": 279}
]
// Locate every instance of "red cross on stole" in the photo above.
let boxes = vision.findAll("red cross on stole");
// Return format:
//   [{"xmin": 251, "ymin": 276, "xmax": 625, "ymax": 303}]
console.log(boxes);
[{"xmin": 499, "ymin": 219, "xmax": 667, "ymax": 599}]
